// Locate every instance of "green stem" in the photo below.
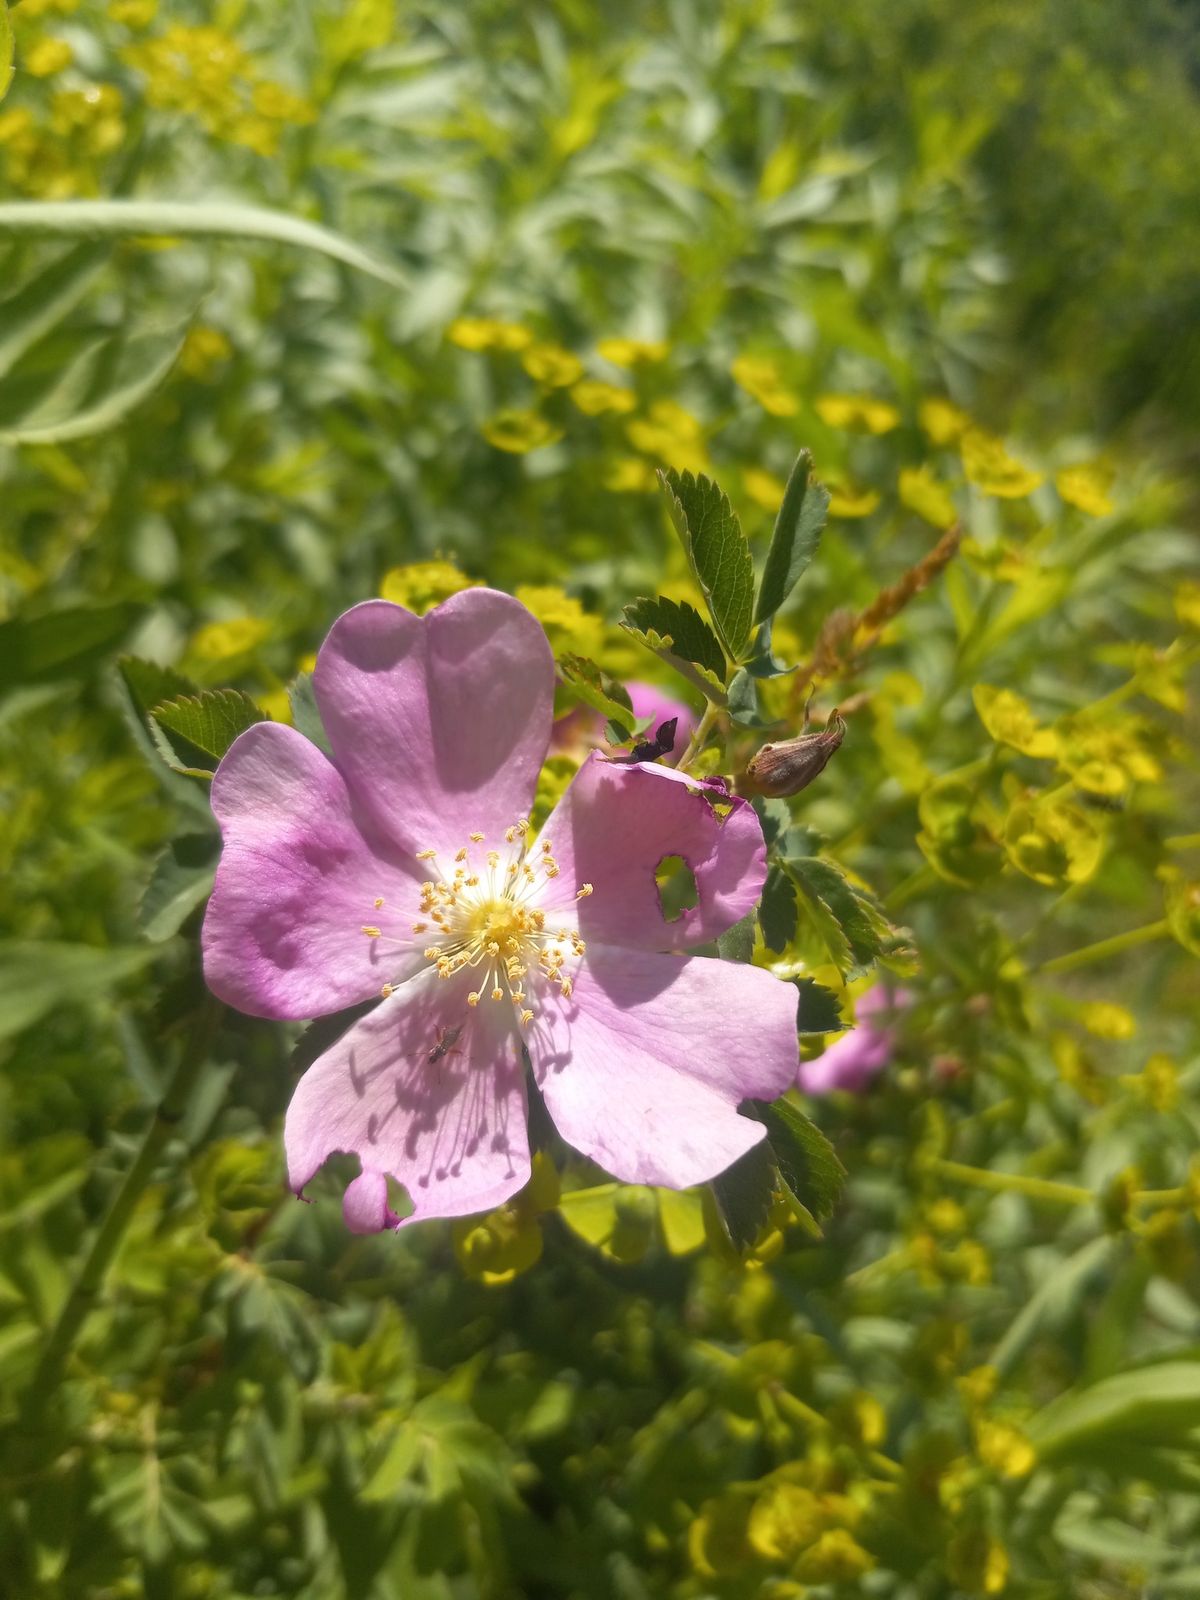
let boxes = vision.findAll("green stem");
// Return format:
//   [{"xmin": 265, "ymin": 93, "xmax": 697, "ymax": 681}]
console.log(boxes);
[
  {"xmin": 1165, "ymin": 833, "xmax": 1200, "ymax": 852},
  {"xmin": 1033, "ymin": 918, "xmax": 1170, "ymax": 977},
  {"xmin": 677, "ymin": 699, "xmax": 722, "ymax": 773},
  {"xmin": 931, "ymin": 1157, "xmax": 1094, "ymax": 1208},
  {"xmin": 20, "ymin": 1004, "xmax": 216, "ymax": 1429}
]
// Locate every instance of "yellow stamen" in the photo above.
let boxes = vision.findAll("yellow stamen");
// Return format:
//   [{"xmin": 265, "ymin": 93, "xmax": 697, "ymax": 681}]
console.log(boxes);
[
  {"xmin": 576, "ymin": 883, "xmax": 594, "ymax": 899},
  {"xmin": 361, "ymin": 925, "xmax": 381, "ymax": 939}
]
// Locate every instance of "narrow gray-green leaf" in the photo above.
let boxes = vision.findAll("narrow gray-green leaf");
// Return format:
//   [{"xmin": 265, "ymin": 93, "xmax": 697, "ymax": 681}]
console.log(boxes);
[
  {"xmin": 0, "ymin": 199, "xmax": 408, "ymax": 290},
  {"xmin": 0, "ymin": 321, "xmax": 187, "ymax": 444},
  {"xmin": 659, "ymin": 469, "xmax": 754, "ymax": 660},
  {"xmin": 0, "ymin": 940, "xmax": 160, "ymax": 1042},
  {"xmin": 1027, "ymin": 1361, "xmax": 1200, "ymax": 1460},
  {"xmin": 755, "ymin": 449, "xmax": 830, "ymax": 623},
  {"xmin": 0, "ymin": 242, "xmax": 110, "ymax": 380}
]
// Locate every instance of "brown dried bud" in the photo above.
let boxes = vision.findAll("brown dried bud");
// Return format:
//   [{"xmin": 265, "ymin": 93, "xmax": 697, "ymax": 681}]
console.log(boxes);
[{"xmin": 737, "ymin": 712, "xmax": 846, "ymax": 797}]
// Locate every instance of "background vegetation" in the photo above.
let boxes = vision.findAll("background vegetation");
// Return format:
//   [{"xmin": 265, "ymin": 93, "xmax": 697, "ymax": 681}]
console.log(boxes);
[{"xmin": 1, "ymin": 1, "xmax": 1198, "ymax": 1595}]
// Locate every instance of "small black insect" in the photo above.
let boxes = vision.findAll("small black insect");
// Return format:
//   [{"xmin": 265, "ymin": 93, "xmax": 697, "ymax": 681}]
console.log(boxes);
[
  {"xmin": 605, "ymin": 716, "xmax": 679, "ymax": 766},
  {"xmin": 428, "ymin": 1024, "xmax": 464, "ymax": 1065}
]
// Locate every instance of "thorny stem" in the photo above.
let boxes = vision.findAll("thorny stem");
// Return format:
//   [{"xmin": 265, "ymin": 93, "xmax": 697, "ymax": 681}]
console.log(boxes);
[
  {"xmin": 1033, "ymin": 918, "xmax": 1170, "ymax": 977},
  {"xmin": 20, "ymin": 1002, "xmax": 218, "ymax": 1432},
  {"xmin": 676, "ymin": 700, "xmax": 722, "ymax": 773}
]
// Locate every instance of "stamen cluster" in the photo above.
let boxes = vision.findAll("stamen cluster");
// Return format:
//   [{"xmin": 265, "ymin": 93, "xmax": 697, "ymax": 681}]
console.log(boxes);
[{"xmin": 362, "ymin": 818, "xmax": 593, "ymax": 1030}]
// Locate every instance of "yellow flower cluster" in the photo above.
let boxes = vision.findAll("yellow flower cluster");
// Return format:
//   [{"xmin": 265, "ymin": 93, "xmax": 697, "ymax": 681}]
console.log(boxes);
[
  {"xmin": 123, "ymin": 25, "xmax": 315, "ymax": 156},
  {"xmin": 0, "ymin": 81, "xmax": 125, "ymax": 195}
]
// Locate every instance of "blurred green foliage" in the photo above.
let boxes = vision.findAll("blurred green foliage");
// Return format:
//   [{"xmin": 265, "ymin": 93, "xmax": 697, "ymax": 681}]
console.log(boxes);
[{"xmin": 1, "ymin": 1, "xmax": 1199, "ymax": 1596}]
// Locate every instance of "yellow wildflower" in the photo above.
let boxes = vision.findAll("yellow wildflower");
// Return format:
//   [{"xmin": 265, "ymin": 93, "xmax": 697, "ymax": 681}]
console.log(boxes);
[
  {"xmin": 1175, "ymin": 580, "xmax": 1200, "ymax": 629},
  {"xmin": 51, "ymin": 85, "xmax": 126, "ymax": 155},
  {"xmin": 179, "ymin": 325, "xmax": 233, "ymax": 381},
  {"xmin": 796, "ymin": 1530, "xmax": 875, "ymax": 1583},
  {"xmin": 972, "ymin": 685, "xmax": 1058, "ymax": 758},
  {"xmin": 626, "ymin": 400, "xmax": 708, "ymax": 473},
  {"xmin": 1076, "ymin": 1001, "xmax": 1136, "ymax": 1040},
  {"xmin": 1122, "ymin": 1053, "xmax": 1180, "ymax": 1113},
  {"xmin": 447, "ymin": 317, "xmax": 533, "ymax": 352},
  {"xmin": 514, "ymin": 584, "xmax": 604, "ymax": 657},
  {"xmin": 190, "ymin": 617, "xmax": 271, "ymax": 661},
  {"xmin": 1055, "ymin": 461, "xmax": 1114, "ymax": 516},
  {"xmin": 570, "ymin": 378, "xmax": 635, "ymax": 415},
  {"xmin": 899, "ymin": 463, "xmax": 957, "ymax": 528},
  {"xmin": 24, "ymin": 37, "xmax": 73, "ymax": 76},
  {"xmin": 603, "ymin": 456, "xmax": 658, "ymax": 493},
  {"xmin": 108, "ymin": 0, "xmax": 157, "ymax": 25},
  {"xmin": 452, "ymin": 1154, "xmax": 560, "ymax": 1285},
  {"xmin": 826, "ymin": 484, "xmax": 880, "ymax": 518},
  {"xmin": 597, "ymin": 336, "xmax": 668, "ymax": 366},
  {"xmin": 379, "ymin": 560, "xmax": 478, "ymax": 615},
  {"xmin": 976, "ymin": 1420, "xmax": 1036, "ymax": 1478},
  {"xmin": 256, "ymin": 688, "xmax": 292, "ymax": 725},
  {"xmin": 522, "ymin": 343, "xmax": 584, "ymax": 387},
  {"xmin": 816, "ymin": 392, "xmax": 900, "ymax": 433},
  {"xmin": 251, "ymin": 80, "xmax": 316, "ymax": 125},
  {"xmin": 919, "ymin": 396, "xmax": 970, "ymax": 444},
  {"xmin": 961, "ymin": 429, "xmax": 1044, "ymax": 498},
  {"xmin": 481, "ymin": 409, "xmax": 563, "ymax": 453},
  {"xmin": 743, "ymin": 466, "xmax": 787, "ymax": 511},
  {"xmin": 731, "ymin": 355, "xmax": 799, "ymax": 417},
  {"xmin": 1003, "ymin": 797, "xmax": 1103, "ymax": 888}
]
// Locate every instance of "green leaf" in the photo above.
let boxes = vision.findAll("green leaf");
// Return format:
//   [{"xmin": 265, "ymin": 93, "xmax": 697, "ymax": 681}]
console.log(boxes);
[
  {"xmin": 789, "ymin": 855, "xmax": 890, "ymax": 976},
  {"xmin": 0, "ymin": 320, "xmax": 188, "ymax": 445},
  {"xmin": 726, "ymin": 666, "xmax": 772, "ymax": 728},
  {"xmin": 139, "ymin": 834, "xmax": 219, "ymax": 942},
  {"xmin": 793, "ymin": 977, "xmax": 844, "ymax": 1034},
  {"xmin": 0, "ymin": 601, "xmax": 143, "ymax": 692},
  {"xmin": 716, "ymin": 910, "xmax": 756, "ymax": 964},
  {"xmin": 0, "ymin": 940, "xmax": 159, "ymax": 1042},
  {"xmin": 758, "ymin": 867, "xmax": 797, "ymax": 953},
  {"xmin": 621, "ymin": 595, "xmax": 727, "ymax": 702},
  {"xmin": 659, "ymin": 468, "xmax": 755, "ymax": 660},
  {"xmin": 754, "ymin": 449, "xmax": 830, "ymax": 623},
  {"xmin": 1026, "ymin": 1360, "xmax": 1200, "ymax": 1462},
  {"xmin": 749, "ymin": 1096, "xmax": 846, "ymax": 1223},
  {"xmin": 708, "ymin": 1140, "xmax": 777, "ymax": 1253},
  {"xmin": 0, "ymin": 242, "xmax": 110, "ymax": 380},
  {"xmin": 0, "ymin": 199, "xmax": 408, "ymax": 291},
  {"xmin": 150, "ymin": 689, "xmax": 266, "ymax": 775},
  {"xmin": 742, "ymin": 618, "xmax": 793, "ymax": 679},
  {"xmin": 288, "ymin": 671, "xmax": 333, "ymax": 758},
  {"xmin": 557, "ymin": 653, "xmax": 636, "ymax": 737}
]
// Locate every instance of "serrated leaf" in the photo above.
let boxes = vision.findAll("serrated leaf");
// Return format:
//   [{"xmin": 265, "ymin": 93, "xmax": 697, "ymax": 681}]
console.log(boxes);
[
  {"xmin": 708, "ymin": 1139, "xmax": 777, "ymax": 1253},
  {"xmin": 716, "ymin": 910, "xmax": 756, "ymax": 964},
  {"xmin": 139, "ymin": 834, "xmax": 219, "ymax": 942},
  {"xmin": 793, "ymin": 977, "xmax": 844, "ymax": 1034},
  {"xmin": 557, "ymin": 653, "xmax": 635, "ymax": 736},
  {"xmin": 288, "ymin": 671, "xmax": 333, "ymax": 757},
  {"xmin": 789, "ymin": 855, "xmax": 890, "ymax": 976},
  {"xmin": 0, "ymin": 198, "xmax": 408, "ymax": 291},
  {"xmin": 660, "ymin": 468, "xmax": 755, "ymax": 660},
  {"xmin": 150, "ymin": 689, "xmax": 266, "ymax": 774},
  {"xmin": 758, "ymin": 867, "xmax": 797, "ymax": 953},
  {"xmin": 0, "ymin": 242, "xmax": 110, "ymax": 380},
  {"xmin": 621, "ymin": 595, "xmax": 727, "ymax": 702},
  {"xmin": 0, "ymin": 320, "xmax": 188, "ymax": 445},
  {"xmin": 749, "ymin": 1096, "xmax": 846, "ymax": 1223},
  {"xmin": 0, "ymin": 601, "xmax": 143, "ymax": 692},
  {"xmin": 755, "ymin": 449, "xmax": 830, "ymax": 623}
]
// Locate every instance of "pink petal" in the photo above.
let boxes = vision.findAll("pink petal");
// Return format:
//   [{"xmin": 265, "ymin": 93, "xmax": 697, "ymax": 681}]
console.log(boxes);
[
  {"xmin": 284, "ymin": 977, "xmax": 530, "ymax": 1227},
  {"xmin": 202, "ymin": 722, "xmax": 425, "ymax": 1020},
  {"xmin": 532, "ymin": 944, "xmax": 799, "ymax": 1188},
  {"xmin": 313, "ymin": 590, "xmax": 555, "ymax": 856},
  {"xmin": 538, "ymin": 755, "xmax": 767, "ymax": 950}
]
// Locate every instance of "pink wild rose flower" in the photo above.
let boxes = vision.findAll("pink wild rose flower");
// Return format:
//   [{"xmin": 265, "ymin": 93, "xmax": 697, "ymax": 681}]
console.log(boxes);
[{"xmin": 202, "ymin": 590, "xmax": 798, "ymax": 1231}]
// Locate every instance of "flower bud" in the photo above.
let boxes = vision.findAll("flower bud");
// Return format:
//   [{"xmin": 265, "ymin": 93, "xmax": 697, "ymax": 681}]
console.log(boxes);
[{"xmin": 738, "ymin": 713, "xmax": 846, "ymax": 798}]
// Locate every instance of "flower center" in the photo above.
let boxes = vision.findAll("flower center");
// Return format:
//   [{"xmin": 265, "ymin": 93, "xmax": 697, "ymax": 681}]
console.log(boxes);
[{"xmin": 361, "ymin": 817, "xmax": 593, "ymax": 1030}]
